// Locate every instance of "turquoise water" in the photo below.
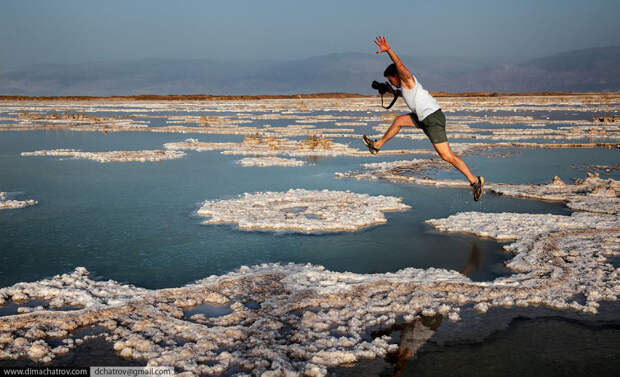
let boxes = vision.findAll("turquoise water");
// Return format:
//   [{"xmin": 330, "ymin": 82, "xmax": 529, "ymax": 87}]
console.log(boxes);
[
  {"xmin": 0, "ymin": 125, "xmax": 591, "ymax": 290},
  {"xmin": 1, "ymin": 103, "xmax": 617, "ymax": 375},
  {"xmin": 433, "ymin": 147, "xmax": 620, "ymax": 184},
  {"xmin": 1, "ymin": 103, "xmax": 617, "ymax": 290}
]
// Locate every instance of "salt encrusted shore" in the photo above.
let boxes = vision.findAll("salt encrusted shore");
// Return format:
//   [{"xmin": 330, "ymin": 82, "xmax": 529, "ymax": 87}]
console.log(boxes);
[
  {"xmin": 571, "ymin": 163, "xmax": 620, "ymax": 174},
  {"xmin": 2, "ymin": 95, "xmax": 620, "ymax": 375},
  {"xmin": 165, "ymin": 138, "xmax": 434, "ymax": 158},
  {"xmin": 491, "ymin": 175, "xmax": 619, "ymax": 215},
  {"xmin": 164, "ymin": 137, "xmax": 356, "ymax": 158},
  {"xmin": 1, "ymin": 179, "xmax": 616, "ymax": 375},
  {"xmin": 3, "ymin": 98, "xmax": 619, "ymax": 162},
  {"xmin": 338, "ymin": 159, "xmax": 620, "ymax": 214},
  {"xmin": 2, "ymin": 95, "xmax": 619, "ymax": 146},
  {"xmin": 21, "ymin": 149, "xmax": 185, "ymax": 163},
  {"xmin": 0, "ymin": 175, "xmax": 617, "ymax": 376},
  {"xmin": 372, "ymin": 120, "xmax": 620, "ymax": 142},
  {"xmin": 0, "ymin": 209, "xmax": 617, "ymax": 375},
  {"xmin": 237, "ymin": 157, "xmax": 305, "ymax": 167},
  {"xmin": 0, "ymin": 192, "xmax": 37, "ymax": 210},
  {"xmin": 197, "ymin": 189, "xmax": 411, "ymax": 233}
]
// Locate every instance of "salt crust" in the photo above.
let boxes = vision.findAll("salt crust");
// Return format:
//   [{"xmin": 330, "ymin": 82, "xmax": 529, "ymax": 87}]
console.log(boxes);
[
  {"xmin": 2, "ymin": 96, "xmax": 620, "ymax": 374},
  {"xmin": 237, "ymin": 157, "xmax": 305, "ymax": 167},
  {"xmin": 492, "ymin": 175, "xmax": 620, "ymax": 215},
  {"xmin": 372, "ymin": 120, "xmax": 620, "ymax": 142},
  {"xmin": 8, "ymin": 113, "xmax": 148, "ymax": 132},
  {"xmin": 197, "ymin": 189, "xmax": 410, "ymax": 233},
  {"xmin": 338, "ymin": 160, "xmax": 619, "ymax": 215},
  {"xmin": 336, "ymin": 159, "xmax": 474, "ymax": 188},
  {"xmin": 165, "ymin": 138, "xmax": 356, "ymax": 158},
  {"xmin": 1, "ymin": 95, "xmax": 619, "ymax": 120},
  {"xmin": 3, "ymin": 97, "xmax": 619, "ymax": 146},
  {"xmin": 0, "ymin": 184, "xmax": 617, "ymax": 375},
  {"xmin": 21, "ymin": 149, "xmax": 185, "ymax": 163},
  {"xmin": 164, "ymin": 138, "xmax": 428, "ymax": 158},
  {"xmin": 571, "ymin": 163, "xmax": 620, "ymax": 174},
  {"xmin": 0, "ymin": 192, "xmax": 37, "ymax": 210},
  {"xmin": 0, "ymin": 218, "xmax": 617, "ymax": 375}
]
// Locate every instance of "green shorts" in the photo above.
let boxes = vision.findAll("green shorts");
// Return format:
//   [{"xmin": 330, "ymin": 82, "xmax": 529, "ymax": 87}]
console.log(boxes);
[{"xmin": 409, "ymin": 109, "xmax": 448, "ymax": 144}]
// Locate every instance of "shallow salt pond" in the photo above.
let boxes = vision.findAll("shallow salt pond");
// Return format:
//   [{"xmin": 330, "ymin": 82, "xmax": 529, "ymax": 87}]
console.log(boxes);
[
  {"xmin": 0, "ymin": 99, "xmax": 618, "ymax": 374},
  {"xmin": 183, "ymin": 303, "xmax": 233, "ymax": 319},
  {"xmin": 0, "ymin": 128, "xmax": 577, "ymax": 289},
  {"xmin": 429, "ymin": 147, "xmax": 620, "ymax": 184}
]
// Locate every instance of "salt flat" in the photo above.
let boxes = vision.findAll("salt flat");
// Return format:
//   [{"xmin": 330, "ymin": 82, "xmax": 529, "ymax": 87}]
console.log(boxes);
[{"xmin": 0, "ymin": 94, "xmax": 618, "ymax": 375}]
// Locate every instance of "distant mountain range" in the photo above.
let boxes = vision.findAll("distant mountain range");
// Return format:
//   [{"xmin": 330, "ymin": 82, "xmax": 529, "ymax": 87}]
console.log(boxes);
[{"xmin": 1, "ymin": 46, "xmax": 619, "ymax": 96}]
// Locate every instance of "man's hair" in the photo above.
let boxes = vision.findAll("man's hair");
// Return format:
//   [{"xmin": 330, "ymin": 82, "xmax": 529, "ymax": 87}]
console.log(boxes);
[{"xmin": 383, "ymin": 63, "xmax": 398, "ymax": 77}]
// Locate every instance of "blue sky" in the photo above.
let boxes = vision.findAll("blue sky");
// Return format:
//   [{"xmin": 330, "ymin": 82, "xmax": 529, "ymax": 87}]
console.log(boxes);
[{"xmin": 1, "ymin": 0, "xmax": 619, "ymax": 69}]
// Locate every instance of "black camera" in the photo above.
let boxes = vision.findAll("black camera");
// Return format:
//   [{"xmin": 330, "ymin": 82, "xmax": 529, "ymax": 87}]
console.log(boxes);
[
  {"xmin": 371, "ymin": 80, "xmax": 392, "ymax": 95},
  {"xmin": 371, "ymin": 80, "xmax": 399, "ymax": 109}
]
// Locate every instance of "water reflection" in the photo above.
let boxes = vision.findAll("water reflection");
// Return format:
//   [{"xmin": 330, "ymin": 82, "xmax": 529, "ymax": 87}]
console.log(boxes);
[
  {"xmin": 461, "ymin": 242, "xmax": 481, "ymax": 277},
  {"xmin": 304, "ymin": 155, "xmax": 325, "ymax": 164},
  {"xmin": 373, "ymin": 314, "xmax": 443, "ymax": 377},
  {"xmin": 371, "ymin": 244, "xmax": 478, "ymax": 376}
]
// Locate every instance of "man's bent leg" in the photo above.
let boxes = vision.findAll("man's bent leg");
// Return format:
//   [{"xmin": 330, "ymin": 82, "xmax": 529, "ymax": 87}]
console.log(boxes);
[
  {"xmin": 374, "ymin": 114, "xmax": 415, "ymax": 149},
  {"xmin": 433, "ymin": 142, "xmax": 477, "ymax": 184}
]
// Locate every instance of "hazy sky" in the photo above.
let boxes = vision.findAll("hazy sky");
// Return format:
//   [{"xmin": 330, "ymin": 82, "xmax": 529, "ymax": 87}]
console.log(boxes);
[{"xmin": 1, "ymin": 0, "xmax": 619, "ymax": 70}]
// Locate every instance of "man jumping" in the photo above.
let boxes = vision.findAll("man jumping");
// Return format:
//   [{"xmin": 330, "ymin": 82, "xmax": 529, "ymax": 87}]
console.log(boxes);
[{"xmin": 363, "ymin": 35, "xmax": 485, "ymax": 201}]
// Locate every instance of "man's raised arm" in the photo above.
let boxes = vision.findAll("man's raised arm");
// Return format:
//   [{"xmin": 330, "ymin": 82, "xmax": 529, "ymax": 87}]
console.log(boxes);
[{"xmin": 374, "ymin": 35, "xmax": 415, "ymax": 88}]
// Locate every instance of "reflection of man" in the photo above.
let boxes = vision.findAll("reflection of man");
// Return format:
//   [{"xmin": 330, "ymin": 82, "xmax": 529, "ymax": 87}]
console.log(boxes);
[
  {"xmin": 461, "ymin": 242, "xmax": 481, "ymax": 277},
  {"xmin": 387, "ymin": 315, "xmax": 443, "ymax": 377},
  {"xmin": 363, "ymin": 35, "xmax": 484, "ymax": 201}
]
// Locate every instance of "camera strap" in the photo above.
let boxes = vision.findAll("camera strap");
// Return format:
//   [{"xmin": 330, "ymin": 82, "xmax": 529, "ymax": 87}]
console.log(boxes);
[{"xmin": 381, "ymin": 90, "xmax": 400, "ymax": 109}]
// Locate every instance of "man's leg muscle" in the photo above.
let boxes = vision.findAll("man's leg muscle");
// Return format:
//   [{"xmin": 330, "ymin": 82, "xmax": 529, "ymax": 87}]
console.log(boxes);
[
  {"xmin": 433, "ymin": 142, "xmax": 477, "ymax": 184},
  {"xmin": 375, "ymin": 114, "xmax": 414, "ymax": 149}
]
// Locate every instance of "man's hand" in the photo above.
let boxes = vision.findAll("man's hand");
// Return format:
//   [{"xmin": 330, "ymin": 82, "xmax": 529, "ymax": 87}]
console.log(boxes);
[
  {"xmin": 374, "ymin": 35, "xmax": 415, "ymax": 89},
  {"xmin": 374, "ymin": 35, "xmax": 391, "ymax": 54}
]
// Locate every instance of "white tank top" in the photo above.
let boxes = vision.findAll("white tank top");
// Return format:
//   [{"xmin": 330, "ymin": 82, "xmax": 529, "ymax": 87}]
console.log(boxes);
[{"xmin": 401, "ymin": 75, "xmax": 440, "ymax": 120}]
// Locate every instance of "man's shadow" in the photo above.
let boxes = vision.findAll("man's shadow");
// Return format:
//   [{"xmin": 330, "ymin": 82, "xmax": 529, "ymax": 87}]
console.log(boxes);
[
  {"xmin": 378, "ymin": 242, "xmax": 481, "ymax": 376},
  {"xmin": 461, "ymin": 241, "xmax": 481, "ymax": 277}
]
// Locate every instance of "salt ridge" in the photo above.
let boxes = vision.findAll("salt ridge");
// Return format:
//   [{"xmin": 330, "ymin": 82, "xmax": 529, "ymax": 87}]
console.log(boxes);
[
  {"xmin": 237, "ymin": 157, "xmax": 305, "ymax": 167},
  {"xmin": 197, "ymin": 189, "xmax": 411, "ymax": 233},
  {"xmin": 0, "ymin": 192, "xmax": 37, "ymax": 210},
  {"xmin": 21, "ymin": 149, "xmax": 186, "ymax": 163}
]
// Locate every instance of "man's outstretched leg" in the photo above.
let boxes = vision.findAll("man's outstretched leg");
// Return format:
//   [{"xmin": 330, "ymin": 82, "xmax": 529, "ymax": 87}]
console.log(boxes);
[
  {"xmin": 362, "ymin": 112, "xmax": 485, "ymax": 201},
  {"xmin": 374, "ymin": 114, "xmax": 413, "ymax": 150},
  {"xmin": 433, "ymin": 142, "xmax": 476, "ymax": 183},
  {"xmin": 433, "ymin": 142, "xmax": 484, "ymax": 201},
  {"xmin": 363, "ymin": 114, "xmax": 413, "ymax": 154}
]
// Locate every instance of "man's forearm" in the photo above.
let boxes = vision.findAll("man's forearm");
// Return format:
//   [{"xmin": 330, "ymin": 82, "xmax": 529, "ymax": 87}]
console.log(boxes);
[
  {"xmin": 386, "ymin": 48, "xmax": 402, "ymax": 66},
  {"xmin": 386, "ymin": 48, "xmax": 413, "ymax": 81}
]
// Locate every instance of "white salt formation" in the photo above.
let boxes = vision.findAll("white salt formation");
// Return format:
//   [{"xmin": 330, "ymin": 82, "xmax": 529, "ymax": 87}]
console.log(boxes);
[
  {"xmin": 3, "ymin": 95, "xmax": 619, "ymax": 146},
  {"xmin": 491, "ymin": 174, "xmax": 620, "ymax": 215},
  {"xmin": 0, "ymin": 175, "xmax": 618, "ymax": 373},
  {"xmin": 372, "ymin": 119, "xmax": 620, "ymax": 142},
  {"xmin": 21, "ymin": 149, "xmax": 185, "ymax": 163},
  {"xmin": 426, "ymin": 212, "xmax": 618, "ymax": 310},
  {"xmin": 0, "ymin": 192, "xmax": 37, "ymax": 210},
  {"xmin": 197, "ymin": 189, "xmax": 410, "ymax": 233},
  {"xmin": 165, "ymin": 138, "xmax": 429, "ymax": 158},
  {"xmin": 0, "ymin": 209, "xmax": 617, "ymax": 375},
  {"xmin": 571, "ymin": 163, "xmax": 620, "ymax": 174},
  {"xmin": 336, "ymin": 158, "xmax": 467, "ymax": 187},
  {"xmin": 4, "ymin": 111, "xmax": 149, "ymax": 132},
  {"xmin": 165, "ymin": 136, "xmax": 358, "ymax": 158},
  {"xmin": 2, "ymin": 94, "xmax": 620, "ymax": 375},
  {"xmin": 339, "ymin": 159, "xmax": 620, "ymax": 214},
  {"xmin": 237, "ymin": 157, "xmax": 305, "ymax": 167}
]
